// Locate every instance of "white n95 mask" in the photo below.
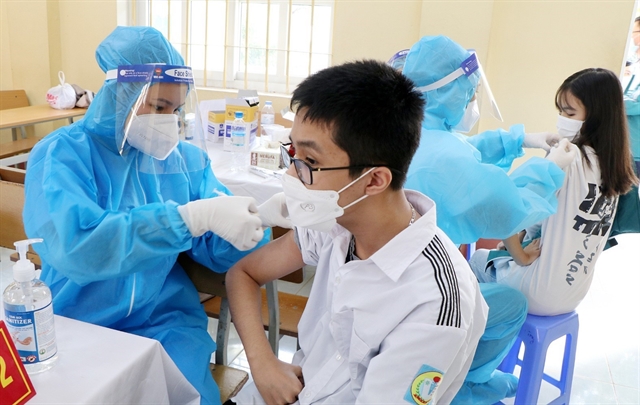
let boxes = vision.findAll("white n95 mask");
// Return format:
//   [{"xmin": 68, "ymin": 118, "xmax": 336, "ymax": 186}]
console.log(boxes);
[
  {"xmin": 280, "ymin": 168, "xmax": 374, "ymax": 232},
  {"xmin": 125, "ymin": 114, "xmax": 180, "ymax": 160},
  {"xmin": 453, "ymin": 99, "xmax": 480, "ymax": 133},
  {"xmin": 556, "ymin": 115, "xmax": 584, "ymax": 140}
]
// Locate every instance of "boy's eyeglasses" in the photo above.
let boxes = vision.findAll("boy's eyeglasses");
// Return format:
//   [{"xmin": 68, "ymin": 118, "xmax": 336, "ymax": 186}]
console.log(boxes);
[{"xmin": 280, "ymin": 142, "xmax": 394, "ymax": 186}]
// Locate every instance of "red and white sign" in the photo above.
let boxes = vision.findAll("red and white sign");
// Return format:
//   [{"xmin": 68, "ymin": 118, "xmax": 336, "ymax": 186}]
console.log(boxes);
[{"xmin": 0, "ymin": 320, "xmax": 36, "ymax": 405}]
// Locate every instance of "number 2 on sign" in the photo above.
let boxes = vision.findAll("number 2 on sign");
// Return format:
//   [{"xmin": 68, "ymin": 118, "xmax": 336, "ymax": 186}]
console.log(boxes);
[{"xmin": 0, "ymin": 355, "xmax": 14, "ymax": 388}]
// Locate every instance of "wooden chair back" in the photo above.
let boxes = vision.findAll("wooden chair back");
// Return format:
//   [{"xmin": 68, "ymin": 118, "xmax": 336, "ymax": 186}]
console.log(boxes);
[
  {"xmin": 187, "ymin": 245, "xmax": 308, "ymax": 343},
  {"xmin": 1, "ymin": 167, "xmax": 41, "ymax": 268},
  {"xmin": 0, "ymin": 90, "xmax": 29, "ymax": 110},
  {"xmin": 202, "ymin": 286, "xmax": 307, "ymax": 339},
  {"xmin": 0, "ymin": 90, "xmax": 34, "ymax": 139},
  {"xmin": 0, "ymin": 167, "xmax": 28, "ymax": 250}
]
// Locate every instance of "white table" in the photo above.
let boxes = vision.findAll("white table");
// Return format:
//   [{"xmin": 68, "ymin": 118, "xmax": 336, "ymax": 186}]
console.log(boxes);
[
  {"xmin": 27, "ymin": 315, "xmax": 199, "ymax": 404},
  {"xmin": 207, "ymin": 140, "xmax": 283, "ymax": 204}
]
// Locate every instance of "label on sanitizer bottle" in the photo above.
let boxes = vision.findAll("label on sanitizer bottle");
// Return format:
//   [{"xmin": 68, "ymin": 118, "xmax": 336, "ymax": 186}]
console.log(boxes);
[{"xmin": 4, "ymin": 302, "xmax": 57, "ymax": 364}]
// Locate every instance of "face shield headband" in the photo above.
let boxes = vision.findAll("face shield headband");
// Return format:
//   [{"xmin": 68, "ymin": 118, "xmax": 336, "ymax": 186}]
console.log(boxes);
[
  {"xmin": 415, "ymin": 52, "xmax": 503, "ymax": 122},
  {"xmin": 108, "ymin": 64, "xmax": 208, "ymax": 175}
]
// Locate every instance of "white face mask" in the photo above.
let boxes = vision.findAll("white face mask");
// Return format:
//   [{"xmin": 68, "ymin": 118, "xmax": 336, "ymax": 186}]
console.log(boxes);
[
  {"xmin": 280, "ymin": 168, "xmax": 375, "ymax": 232},
  {"xmin": 125, "ymin": 114, "xmax": 179, "ymax": 160},
  {"xmin": 453, "ymin": 99, "xmax": 480, "ymax": 133},
  {"xmin": 556, "ymin": 115, "xmax": 584, "ymax": 140}
]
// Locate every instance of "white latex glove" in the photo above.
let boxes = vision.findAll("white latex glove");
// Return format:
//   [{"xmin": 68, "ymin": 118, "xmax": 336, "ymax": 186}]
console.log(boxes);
[
  {"xmin": 546, "ymin": 138, "xmax": 577, "ymax": 170},
  {"xmin": 257, "ymin": 192, "xmax": 292, "ymax": 228},
  {"xmin": 178, "ymin": 196, "xmax": 264, "ymax": 251},
  {"xmin": 523, "ymin": 132, "xmax": 562, "ymax": 151}
]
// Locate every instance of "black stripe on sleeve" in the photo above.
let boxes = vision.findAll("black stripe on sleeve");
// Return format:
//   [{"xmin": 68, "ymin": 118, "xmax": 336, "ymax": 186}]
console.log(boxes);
[{"xmin": 422, "ymin": 236, "xmax": 461, "ymax": 327}]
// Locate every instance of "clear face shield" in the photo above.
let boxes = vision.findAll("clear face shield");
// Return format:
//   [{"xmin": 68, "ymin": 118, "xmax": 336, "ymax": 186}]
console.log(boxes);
[
  {"xmin": 387, "ymin": 49, "xmax": 410, "ymax": 72},
  {"xmin": 111, "ymin": 64, "xmax": 208, "ymax": 174},
  {"xmin": 415, "ymin": 51, "xmax": 503, "ymax": 122}
]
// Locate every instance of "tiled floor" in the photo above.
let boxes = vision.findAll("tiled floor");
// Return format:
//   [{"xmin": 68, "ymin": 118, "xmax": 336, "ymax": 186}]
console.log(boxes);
[{"xmin": 1, "ymin": 233, "xmax": 637, "ymax": 404}]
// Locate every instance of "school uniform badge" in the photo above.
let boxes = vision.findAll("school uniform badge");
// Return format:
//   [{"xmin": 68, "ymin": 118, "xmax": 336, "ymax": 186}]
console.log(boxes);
[{"xmin": 403, "ymin": 364, "xmax": 443, "ymax": 405}]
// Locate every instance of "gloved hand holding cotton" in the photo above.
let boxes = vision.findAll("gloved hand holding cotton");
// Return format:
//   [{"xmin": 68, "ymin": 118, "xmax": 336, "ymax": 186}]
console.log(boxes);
[
  {"xmin": 523, "ymin": 132, "xmax": 562, "ymax": 151},
  {"xmin": 257, "ymin": 192, "xmax": 292, "ymax": 229},
  {"xmin": 545, "ymin": 138, "xmax": 578, "ymax": 170},
  {"xmin": 178, "ymin": 195, "xmax": 264, "ymax": 250}
]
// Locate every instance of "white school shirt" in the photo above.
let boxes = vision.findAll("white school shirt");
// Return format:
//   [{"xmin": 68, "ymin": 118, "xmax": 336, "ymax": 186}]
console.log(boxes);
[
  {"xmin": 234, "ymin": 190, "xmax": 488, "ymax": 405},
  {"xmin": 494, "ymin": 146, "xmax": 618, "ymax": 316}
]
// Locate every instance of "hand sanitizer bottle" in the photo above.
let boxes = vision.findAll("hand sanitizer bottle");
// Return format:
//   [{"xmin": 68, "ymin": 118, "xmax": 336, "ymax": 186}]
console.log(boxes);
[{"xmin": 3, "ymin": 238, "xmax": 58, "ymax": 374}]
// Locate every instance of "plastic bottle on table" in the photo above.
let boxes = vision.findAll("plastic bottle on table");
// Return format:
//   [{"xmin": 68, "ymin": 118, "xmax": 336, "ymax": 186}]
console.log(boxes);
[
  {"xmin": 3, "ymin": 238, "xmax": 58, "ymax": 374},
  {"xmin": 260, "ymin": 101, "xmax": 275, "ymax": 140},
  {"xmin": 230, "ymin": 111, "xmax": 249, "ymax": 172},
  {"xmin": 184, "ymin": 112, "xmax": 196, "ymax": 141}
]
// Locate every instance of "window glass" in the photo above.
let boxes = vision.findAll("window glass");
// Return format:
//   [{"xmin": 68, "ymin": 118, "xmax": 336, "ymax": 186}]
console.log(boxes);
[{"xmin": 122, "ymin": 0, "xmax": 334, "ymax": 94}]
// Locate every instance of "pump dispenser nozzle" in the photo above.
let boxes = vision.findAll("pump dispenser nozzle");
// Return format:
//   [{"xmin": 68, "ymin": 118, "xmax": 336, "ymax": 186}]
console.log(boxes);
[{"xmin": 13, "ymin": 238, "xmax": 43, "ymax": 282}]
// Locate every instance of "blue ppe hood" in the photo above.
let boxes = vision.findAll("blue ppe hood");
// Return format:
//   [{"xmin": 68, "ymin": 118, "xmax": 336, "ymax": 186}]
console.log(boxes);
[
  {"xmin": 403, "ymin": 35, "xmax": 480, "ymax": 131},
  {"xmin": 83, "ymin": 26, "xmax": 185, "ymax": 152}
]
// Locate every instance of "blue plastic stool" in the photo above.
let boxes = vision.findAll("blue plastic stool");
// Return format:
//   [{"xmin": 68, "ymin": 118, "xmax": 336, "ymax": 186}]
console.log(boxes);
[{"xmin": 498, "ymin": 311, "xmax": 579, "ymax": 405}]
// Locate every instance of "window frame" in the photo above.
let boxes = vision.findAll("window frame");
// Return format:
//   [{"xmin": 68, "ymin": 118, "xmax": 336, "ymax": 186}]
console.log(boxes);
[{"xmin": 122, "ymin": 0, "xmax": 334, "ymax": 94}]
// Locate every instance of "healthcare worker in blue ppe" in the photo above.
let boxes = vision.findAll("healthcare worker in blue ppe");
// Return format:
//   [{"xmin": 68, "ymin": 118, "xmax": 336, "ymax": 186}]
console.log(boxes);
[
  {"xmin": 624, "ymin": 17, "xmax": 640, "ymax": 175},
  {"xmin": 626, "ymin": 16, "xmax": 640, "ymax": 175},
  {"xmin": 624, "ymin": 68, "xmax": 640, "ymax": 175},
  {"xmin": 23, "ymin": 26, "xmax": 288, "ymax": 404},
  {"xmin": 394, "ymin": 36, "xmax": 575, "ymax": 404}
]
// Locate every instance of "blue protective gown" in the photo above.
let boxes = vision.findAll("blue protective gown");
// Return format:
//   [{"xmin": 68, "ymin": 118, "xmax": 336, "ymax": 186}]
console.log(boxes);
[
  {"xmin": 624, "ymin": 74, "xmax": 640, "ymax": 174},
  {"xmin": 403, "ymin": 36, "xmax": 565, "ymax": 245},
  {"xmin": 402, "ymin": 36, "xmax": 565, "ymax": 404},
  {"xmin": 22, "ymin": 26, "xmax": 268, "ymax": 405},
  {"xmin": 406, "ymin": 126, "xmax": 565, "ymax": 244}
]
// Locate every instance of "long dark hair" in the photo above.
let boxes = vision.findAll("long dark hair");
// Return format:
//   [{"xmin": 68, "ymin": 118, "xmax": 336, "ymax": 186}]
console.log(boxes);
[{"xmin": 555, "ymin": 68, "xmax": 638, "ymax": 197}]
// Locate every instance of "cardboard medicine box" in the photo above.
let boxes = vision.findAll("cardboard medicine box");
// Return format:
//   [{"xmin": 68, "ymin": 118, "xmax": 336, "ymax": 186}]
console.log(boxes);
[
  {"xmin": 223, "ymin": 94, "xmax": 259, "ymax": 152},
  {"xmin": 207, "ymin": 110, "xmax": 225, "ymax": 142},
  {"xmin": 250, "ymin": 144, "xmax": 282, "ymax": 171}
]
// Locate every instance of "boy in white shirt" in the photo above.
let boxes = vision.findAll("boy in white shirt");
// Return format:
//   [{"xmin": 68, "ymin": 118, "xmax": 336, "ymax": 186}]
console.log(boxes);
[{"xmin": 227, "ymin": 60, "xmax": 488, "ymax": 405}]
